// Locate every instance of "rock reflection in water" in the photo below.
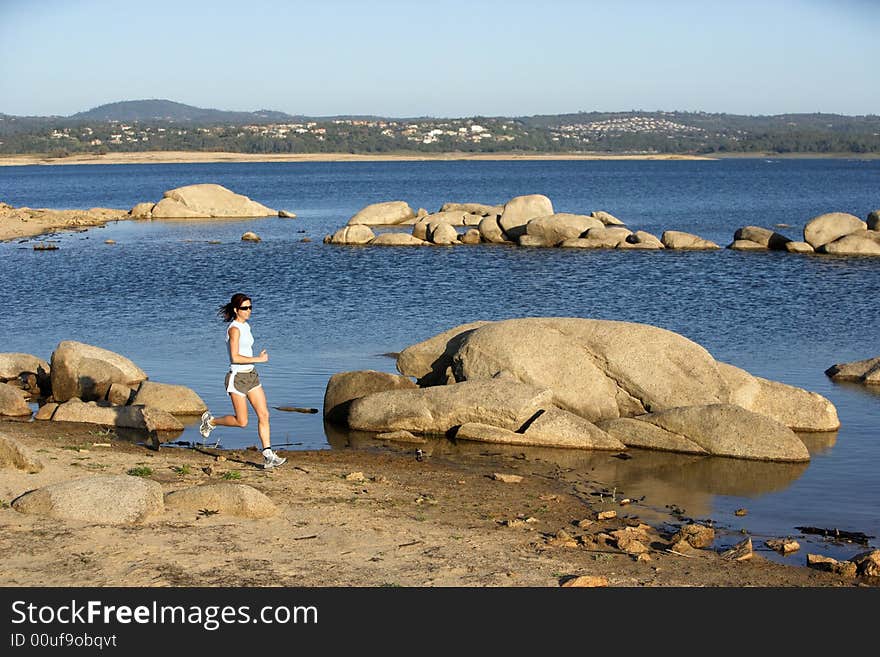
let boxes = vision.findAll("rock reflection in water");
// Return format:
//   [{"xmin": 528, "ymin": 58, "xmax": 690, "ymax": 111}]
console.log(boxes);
[
  {"xmin": 797, "ymin": 430, "xmax": 838, "ymax": 456},
  {"xmin": 324, "ymin": 422, "xmax": 811, "ymax": 520}
]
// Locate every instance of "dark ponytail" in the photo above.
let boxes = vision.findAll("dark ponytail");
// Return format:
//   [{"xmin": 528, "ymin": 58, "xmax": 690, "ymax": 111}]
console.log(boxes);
[{"xmin": 218, "ymin": 293, "xmax": 251, "ymax": 322}]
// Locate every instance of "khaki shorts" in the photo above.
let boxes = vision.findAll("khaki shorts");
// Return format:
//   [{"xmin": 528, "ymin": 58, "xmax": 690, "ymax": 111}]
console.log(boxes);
[{"xmin": 225, "ymin": 370, "xmax": 261, "ymax": 397}]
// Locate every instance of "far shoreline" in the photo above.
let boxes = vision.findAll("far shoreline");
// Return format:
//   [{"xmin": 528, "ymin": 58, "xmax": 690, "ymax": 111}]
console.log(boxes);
[
  {"xmin": 1, "ymin": 150, "xmax": 878, "ymax": 167},
  {"xmin": 0, "ymin": 151, "xmax": 715, "ymax": 166}
]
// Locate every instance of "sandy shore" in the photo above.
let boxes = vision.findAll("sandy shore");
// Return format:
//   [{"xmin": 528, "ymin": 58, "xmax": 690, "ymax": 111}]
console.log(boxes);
[
  {"xmin": 0, "ymin": 420, "xmax": 865, "ymax": 587},
  {"xmin": 0, "ymin": 151, "xmax": 716, "ymax": 167}
]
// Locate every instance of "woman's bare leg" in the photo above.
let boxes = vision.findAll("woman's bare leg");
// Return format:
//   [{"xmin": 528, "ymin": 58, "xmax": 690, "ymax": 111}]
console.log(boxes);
[
  {"xmin": 246, "ymin": 386, "xmax": 271, "ymax": 450},
  {"xmin": 212, "ymin": 393, "xmax": 249, "ymax": 428}
]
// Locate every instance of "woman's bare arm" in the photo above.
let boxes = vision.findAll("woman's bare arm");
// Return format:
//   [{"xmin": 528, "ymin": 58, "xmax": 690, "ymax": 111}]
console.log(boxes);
[{"xmin": 228, "ymin": 326, "xmax": 268, "ymax": 364}]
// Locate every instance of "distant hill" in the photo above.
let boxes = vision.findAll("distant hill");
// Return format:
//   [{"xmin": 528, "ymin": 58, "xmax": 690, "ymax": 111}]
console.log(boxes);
[{"xmin": 69, "ymin": 99, "xmax": 301, "ymax": 124}]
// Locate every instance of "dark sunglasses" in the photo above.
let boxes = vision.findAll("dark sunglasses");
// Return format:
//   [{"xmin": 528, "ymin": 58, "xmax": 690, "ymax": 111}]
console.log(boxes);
[{"xmin": 238, "ymin": 305, "xmax": 252, "ymax": 311}]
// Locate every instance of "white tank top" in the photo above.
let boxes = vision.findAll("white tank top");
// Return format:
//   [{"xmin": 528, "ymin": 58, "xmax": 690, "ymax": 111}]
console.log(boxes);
[{"xmin": 226, "ymin": 320, "xmax": 255, "ymax": 373}]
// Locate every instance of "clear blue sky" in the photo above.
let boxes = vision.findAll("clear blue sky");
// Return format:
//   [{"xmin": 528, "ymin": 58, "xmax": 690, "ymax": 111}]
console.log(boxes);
[{"xmin": 1, "ymin": 0, "xmax": 877, "ymax": 117}]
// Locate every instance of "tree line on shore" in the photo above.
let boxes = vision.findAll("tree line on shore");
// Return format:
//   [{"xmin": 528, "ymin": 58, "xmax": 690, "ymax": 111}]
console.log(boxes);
[{"xmin": 2, "ymin": 109, "xmax": 879, "ymax": 156}]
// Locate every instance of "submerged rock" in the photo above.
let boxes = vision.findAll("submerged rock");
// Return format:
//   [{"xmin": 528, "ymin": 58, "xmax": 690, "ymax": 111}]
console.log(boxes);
[
  {"xmin": 369, "ymin": 233, "xmax": 428, "ymax": 246},
  {"xmin": 825, "ymin": 356, "xmax": 880, "ymax": 386},
  {"xmin": 325, "ymin": 225, "xmax": 375, "ymax": 245},
  {"xmin": 661, "ymin": 230, "xmax": 720, "ymax": 250}
]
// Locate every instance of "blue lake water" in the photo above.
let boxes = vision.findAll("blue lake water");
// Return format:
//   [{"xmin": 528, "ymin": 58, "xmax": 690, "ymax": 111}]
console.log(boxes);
[{"xmin": 1, "ymin": 158, "xmax": 878, "ymax": 563}]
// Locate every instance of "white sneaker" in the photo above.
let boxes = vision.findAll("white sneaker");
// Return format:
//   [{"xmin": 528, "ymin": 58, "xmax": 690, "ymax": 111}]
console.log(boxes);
[
  {"xmin": 199, "ymin": 411, "xmax": 215, "ymax": 439},
  {"xmin": 263, "ymin": 450, "xmax": 287, "ymax": 469}
]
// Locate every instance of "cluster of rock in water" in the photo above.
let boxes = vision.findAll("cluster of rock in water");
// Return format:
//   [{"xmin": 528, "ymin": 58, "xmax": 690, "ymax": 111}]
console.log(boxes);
[
  {"xmin": 322, "ymin": 317, "xmax": 877, "ymax": 462},
  {"xmin": 0, "ymin": 342, "xmax": 206, "ymax": 436},
  {"xmin": 325, "ymin": 195, "xmax": 880, "ymax": 256}
]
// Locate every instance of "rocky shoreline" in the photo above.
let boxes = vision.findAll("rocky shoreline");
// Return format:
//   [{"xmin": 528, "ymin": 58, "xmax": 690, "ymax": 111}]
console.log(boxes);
[
  {"xmin": 2, "ymin": 323, "xmax": 879, "ymax": 586},
  {"xmin": 1, "ymin": 421, "xmax": 876, "ymax": 587}
]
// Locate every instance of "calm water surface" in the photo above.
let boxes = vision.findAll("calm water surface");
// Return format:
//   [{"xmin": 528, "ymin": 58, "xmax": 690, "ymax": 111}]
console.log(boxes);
[{"xmin": 1, "ymin": 159, "xmax": 878, "ymax": 563}]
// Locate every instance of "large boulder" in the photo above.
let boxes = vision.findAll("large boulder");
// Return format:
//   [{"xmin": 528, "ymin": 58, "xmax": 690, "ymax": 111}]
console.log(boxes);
[
  {"xmin": 0, "ymin": 353, "xmax": 50, "ymax": 381},
  {"xmin": 396, "ymin": 319, "xmax": 839, "ymax": 433},
  {"xmin": 396, "ymin": 321, "xmax": 492, "ymax": 386},
  {"xmin": 518, "ymin": 407, "xmax": 625, "ymax": 450},
  {"xmin": 455, "ymin": 407, "xmax": 625, "ymax": 451},
  {"xmin": 661, "ymin": 231, "xmax": 720, "ymax": 250},
  {"xmin": 729, "ymin": 239, "xmax": 770, "ymax": 251},
  {"xmin": 130, "ymin": 381, "xmax": 207, "ymax": 415},
  {"xmin": 785, "ymin": 241, "xmax": 815, "ymax": 254},
  {"xmin": 825, "ymin": 356, "xmax": 880, "ymax": 386},
  {"xmin": 430, "ymin": 223, "xmax": 459, "ymax": 245},
  {"xmin": 50, "ymin": 341, "xmax": 147, "ymax": 403},
  {"xmin": 129, "ymin": 202, "xmax": 155, "ymax": 219},
  {"xmin": 323, "ymin": 370, "xmax": 417, "ymax": 423},
  {"xmin": 622, "ymin": 231, "xmax": 664, "ymax": 249},
  {"xmin": 0, "ymin": 434, "xmax": 43, "ymax": 472},
  {"xmin": 426, "ymin": 210, "xmax": 470, "ymax": 226},
  {"xmin": 585, "ymin": 226, "xmax": 632, "ymax": 247},
  {"xmin": 852, "ymin": 550, "xmax": 880, "ymax": 577},
  {"xmin": 460, "ymin": 229, "xmax": 482, "ymax": 245},
  {"xmin": 598, "ymin": 417, "xmax": 709, "ymax": 454},
  {"xmin": 51, "ymin": 398, "xmax": 183, "ymax": 432},
  {"xmin": 499, "ymin": 194, "xmax": 553, "ymax": 240},
  {"xmin": 599, "ymin": 404, "xmax": 810, "ymax": 462},
  {"xmin": 150, "ymin": 184, "xmax": 274, "ymax": 218},
  {"xmin": 0, "ymin": 353, "xmax": 50, "ymax": 398},
  {"xmin": 0, "ymin": 382, "xmax": 31, "ymax": 417},
  {"xmin": 347, "ymin": 380, "xmax": 554, "ymax": 435},
  {"xmin": 369, "ymin": 233, "xmax": 428, "ymax": 246},
  {"xmin": 12, "ymin": 475, "xmax": 164, "ymax": 523},
  {"xmin": 440, "ymin": 202, "xmax": 502, "ymax": 216},
  {"xmin": 347, "ymin": 201, "xmax": 415, "ymax": 226},
  {"xmin": 164, "ymin": 483, "xmax": 277, "ymax": 518},
  {"xmin": 868, "ymin": 210, "xmax": 880, "ymax": 231},
  {"xmin": 478, "ymin": 215, "xmax": 508, "ymax": 243},
  {"xmin": 559, "ymin": 237, "xmax": 613, "ymax": 249},
  {"xmin": 412, "ymin": 210, "xmax": 474, "ymax": 241},
  {"xmin": 325, "ymin": 225, "xmax": 375, "ymax": 245},
  {"xmin": 819, "ymin": 233, "xmax": 880, "ymax": 256},
  {"xmin": 733, "ymin": 226, "xmax": 792, "ymax": 250},
  {"xmin": 719, "ymin": 362, "xmax": 840, "ymax": 431},
  {"xmin": 591, "ymin": 211, "xmax": 626, "ymax": 226},
  {"xmin": 803, "ymin": 212, "xmax": 866, "ymax": 249},
  {"xmin": 446, "ymin": 318, "xmax": 730, "ymax": 422},
  {"xmin": 523, "ymin": 214, "xmax": 602, "ymax": 247}
]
